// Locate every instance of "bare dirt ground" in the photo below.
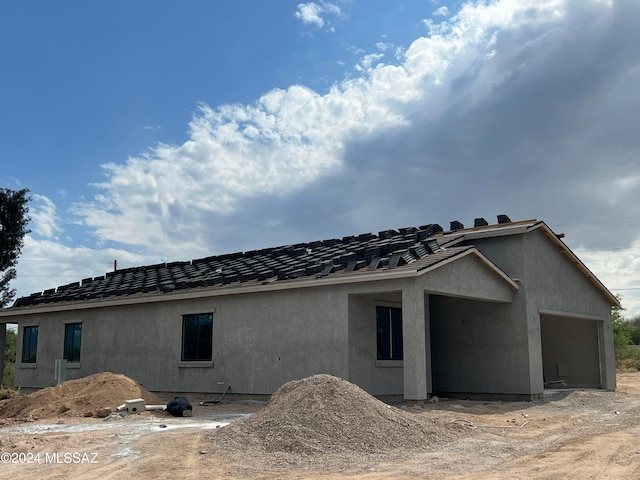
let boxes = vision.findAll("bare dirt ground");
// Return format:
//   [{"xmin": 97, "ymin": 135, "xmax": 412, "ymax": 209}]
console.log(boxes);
[{"xmin": 1, "ymin": 372, "xmax": 640, "ymax": 479}]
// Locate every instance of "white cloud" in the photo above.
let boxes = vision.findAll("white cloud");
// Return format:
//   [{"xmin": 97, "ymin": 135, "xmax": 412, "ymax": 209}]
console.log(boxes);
[
  {"xmin": 74, "ymin": 0, "xmax": 633, "ymax": 257},
  {"xmin": 74, "ymin": 75, "xmax": 410, "ymax": 257},
  {"xmin": 295, "ymin": 2, "xmax": 343, "ymax": 29},
  {"xmin": 29, "ymin": 194, "xmax": 62, "ymax": 239},
  {"xmin": 296, "ymin": 3, "xmax": 324, "ymax": 27},
  {"xmin": 375, "ymin": 42, "xmax": 393, "ymax": 52},
  {"xmin": 434, "ymin": 6, "xmax": 449, "ymax": 16},
  {"xmin": 355, "ymin": 53, "xmax": 384, "ymax": 71},
  {"xmin": 13, "ymin": 236, "xmax": 153, "ymax": 298}
]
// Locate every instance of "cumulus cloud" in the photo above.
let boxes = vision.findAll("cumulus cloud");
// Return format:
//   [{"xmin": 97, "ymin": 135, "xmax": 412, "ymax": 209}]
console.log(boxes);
[
  {"xmin": 13, "ymin": 236, "xmax": 153, "ymax": 297},
  {"xmin": 295, "ymin": 2, "xmax": 343, "ymax": 29},
  {"xmin": 80, "ymin": 1, "xmax": 639, "ymax": 234},
  {"xmin": 375, "ymin": 42, "xmax": 393, "ymax": 52},
  {"xmin": 355, "ymin": 53, "xmax": 384, "ymax": 71},
  {"xmin": 29, "ymin": 194, "xmax": 62, "ymax": 239},
  {"xmin": 60, "ymin": 0, "xmax": 640, "ymax": 315},
  {"xmin": 434, "ymin": 6, "xmax": 449, "ymax": 16}
]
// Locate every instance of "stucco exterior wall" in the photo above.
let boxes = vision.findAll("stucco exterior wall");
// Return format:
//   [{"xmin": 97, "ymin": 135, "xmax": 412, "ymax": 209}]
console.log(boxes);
[
  {"xmin": 13, "ymin": 252, "xmax": 517, "ymax": 398},
  {"xmin": 429, "ymin": 295, "xmax": 531, "ymax": 396},
  {"xmin": 348, "ymin": 290, "xmax": 404, "ymax": 395},
  {"xmin": 15, "ymin": 285, "xmax": 352, "ymax": 394},
  {"xmin": 519, "ymin": 229, "xmax": 615, "ymax": 390},
  {"xmin": 465, "ymin": 228, "xmax": 615, "ymax": 392},
  {"xmin": 346, "ymin": 255, "xmax": 516, "ymax": 398},
  {"xmin": 520, "ymin": 229, "xmax": 612, "ymax": 316},
  {"xmin": 540, "ymin": 314, "xmax": 601, "ymax": 387}
]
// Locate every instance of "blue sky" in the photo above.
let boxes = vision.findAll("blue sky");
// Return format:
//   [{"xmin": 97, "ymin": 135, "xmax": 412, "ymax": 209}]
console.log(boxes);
[{"xmin": 2, "ymin": 0, "xmax": 640, "ymax": 317}]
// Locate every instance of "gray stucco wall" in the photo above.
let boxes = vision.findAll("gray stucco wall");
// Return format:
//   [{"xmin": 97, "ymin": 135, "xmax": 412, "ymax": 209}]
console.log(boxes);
[
  {"xmin": 430, "ymin": 295, "xmax": 532, "ymax": 396},
  {"xmin": 14, "ymin": 278, "xmax": 422, "ymax": 396},
  {"xmin": 540, "ymin": 314, "xmax": 601, "ymax": 387},
  {"xmin": 466, "ymin": 228, "xmax": 616, "ymax": 392},
  {"xmin": 346, "ymin": 255, "xmax": 517, "ymax": 398},
  {"xmin": 13, "ymin": 252, "xmax": 517, "ymax": 398},
  {"xmin": 519, "ymin": 229, "xmax": 615, "ymax": 390},
  {"xmin": 520, "ymin": 229, "xmax": 612, "ymax": 317},
  {"xmin": 14, "ymin": 285, "xmax": 352, "ymax": 394},
  {"xmin": 348, "ymin": 290, "xmax": 404, "ymax": 395}
]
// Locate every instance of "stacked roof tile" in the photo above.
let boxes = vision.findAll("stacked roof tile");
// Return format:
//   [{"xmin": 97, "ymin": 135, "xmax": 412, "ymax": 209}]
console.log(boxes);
[{"xmin": 13, "ymin": 223, "xmax": 459, "ymax": 307}]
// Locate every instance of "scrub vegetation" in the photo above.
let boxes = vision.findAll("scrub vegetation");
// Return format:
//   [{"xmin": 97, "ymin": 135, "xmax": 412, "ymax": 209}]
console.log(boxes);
[
  {"xmin": 612, "ymin": 296, "xmax": 640, "ymax": 371},
  {"xmin": 2, "ymin": 328, "xmax": 16, "ymax": 393}
]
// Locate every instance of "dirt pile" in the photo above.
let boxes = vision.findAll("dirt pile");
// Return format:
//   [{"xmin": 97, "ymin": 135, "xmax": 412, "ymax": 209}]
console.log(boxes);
[
  {"xmin": 209, "ymin": 374, "xmax": 469, "ymax": 457},
  {"xmin": 0, "ymin": 372, "xmax": 163, "ymax": 422}
]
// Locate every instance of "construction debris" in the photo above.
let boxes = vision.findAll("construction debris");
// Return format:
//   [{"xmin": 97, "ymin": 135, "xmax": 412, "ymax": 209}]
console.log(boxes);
[{"xmin": 166, "ymin": 397, "xmax": 193, "ymax": 417}]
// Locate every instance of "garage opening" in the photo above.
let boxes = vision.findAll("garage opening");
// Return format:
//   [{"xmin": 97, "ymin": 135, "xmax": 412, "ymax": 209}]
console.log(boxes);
[{"xmin": 540, "ymin": 314, "xmax": 602, "ymax": 388}]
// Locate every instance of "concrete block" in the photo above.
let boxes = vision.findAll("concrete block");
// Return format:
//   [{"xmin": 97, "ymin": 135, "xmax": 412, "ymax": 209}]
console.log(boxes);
[{"xmin": 125, "ymin": 398, "xmax": 145, "ymax": 414}]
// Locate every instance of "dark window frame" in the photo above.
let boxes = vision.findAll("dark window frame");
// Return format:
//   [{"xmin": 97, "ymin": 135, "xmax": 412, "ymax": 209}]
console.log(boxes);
[
  {"xmin": 181, "ymin": 313, "xmax": 213, "ymax": 362},
  {"xmin": 63, "ymin": 322, "xmax": 82, "ymax": 363},
  {"xmin": 21, "ymin": 326, "xmax": 38, "ymax": 364},
  {"xmin": 376, "ymin": 305, "xmax": 403, "ymax": 361}
]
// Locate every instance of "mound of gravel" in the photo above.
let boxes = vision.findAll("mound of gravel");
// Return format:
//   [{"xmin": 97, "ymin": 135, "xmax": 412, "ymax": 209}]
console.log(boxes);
[
  {"xmin": 209, "ymin": 374, "xmax": 468, "ymax": 457},
  {"xmin": 0, "ymin": 372, "xmax": 163, "ymax": 422}
]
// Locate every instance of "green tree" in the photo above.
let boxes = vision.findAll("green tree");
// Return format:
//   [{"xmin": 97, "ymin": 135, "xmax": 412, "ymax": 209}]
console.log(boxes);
[
  {"xmin": 2, "ymin": 328, "xmax": 16, "ymax": 388},
  {"xmin": 0, "ymin": 188, "xmax": 31, "ymax": 307},
  {"xmin": 612, "ymin": 295, "xmax": 631, "ymax": 358},
  {"xmin": 629, "ymin": 315, "xmax": 640, "ymax": 345},
  {"xmin": 611, "ymin": 296, "xmax": 640, "ymax": 371},
  {"xmin": 613, "ymin": 315, "xmax": 633, "ymax": 355}
]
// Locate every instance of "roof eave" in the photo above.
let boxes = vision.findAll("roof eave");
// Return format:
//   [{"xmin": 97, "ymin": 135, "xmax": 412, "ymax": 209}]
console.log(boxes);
[{"xmin": 0, "ymin": 267, "xmax": 429, "ymax": 317}]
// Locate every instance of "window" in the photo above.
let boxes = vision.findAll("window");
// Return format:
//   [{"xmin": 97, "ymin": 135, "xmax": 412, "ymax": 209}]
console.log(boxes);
[
  {"xmin": 376, "ymin": 305, "xmax": 403, "ymax": 361},
  {"xmin": 21, "ymin": 326, "xmax": 38, "ymax": 363},
  {"xmin": 64, "ymin": 323, "xmax": 82, "ymax": 363},
  {"xmin": 181, "ymin": 313, "xmax": 213, "ymax": 361}
]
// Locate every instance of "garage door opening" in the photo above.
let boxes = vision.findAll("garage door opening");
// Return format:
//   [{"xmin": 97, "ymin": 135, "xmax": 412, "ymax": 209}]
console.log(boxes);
[{"xmin": 540, "ymin": 314, "xmax": 602, "ymax": 389}]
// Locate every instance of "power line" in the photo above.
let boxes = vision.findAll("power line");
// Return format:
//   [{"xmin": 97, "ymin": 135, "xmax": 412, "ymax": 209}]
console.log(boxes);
[
  {"xmin": 16, "ymin": 274, "xmax": 99, "ymax": 278},
  {"xmin": 573, "ymin": 246, "xmax": 640, "ymax": 253},
  {"xmin": 553, "ymin": 215, "xmax": 640, "ymax": 227},
  {"xmin": 18, "ymin": 259, "xmax": 114, "ymax": 265}
]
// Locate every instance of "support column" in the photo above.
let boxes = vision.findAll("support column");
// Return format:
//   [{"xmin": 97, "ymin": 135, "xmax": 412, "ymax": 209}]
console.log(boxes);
[
  {"xmin": 0, "ymin": 324, "xmax": 6, "ymax": 387},
  {"xmin": 402, "ymin": 286, "xmax": 430, "ymax": 401},
  {"xmin": 599, "ymin": 318, "xmax": 617, "ymax": 391}
]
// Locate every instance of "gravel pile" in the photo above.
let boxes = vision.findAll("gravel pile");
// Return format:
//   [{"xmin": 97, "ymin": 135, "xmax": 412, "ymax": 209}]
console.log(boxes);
[{"xmin": 207, "ymin": 374, "xmax": 469, "ymax": 472}]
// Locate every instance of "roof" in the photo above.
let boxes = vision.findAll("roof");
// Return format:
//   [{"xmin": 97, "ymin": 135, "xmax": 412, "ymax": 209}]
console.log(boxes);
[
  {"xmin": 3, "ymin": 215, "xmax": 615, "ymax": 313},
  {"xmin": 10, "ymin": 222, "xmax": 480, "ymax": 309}
]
